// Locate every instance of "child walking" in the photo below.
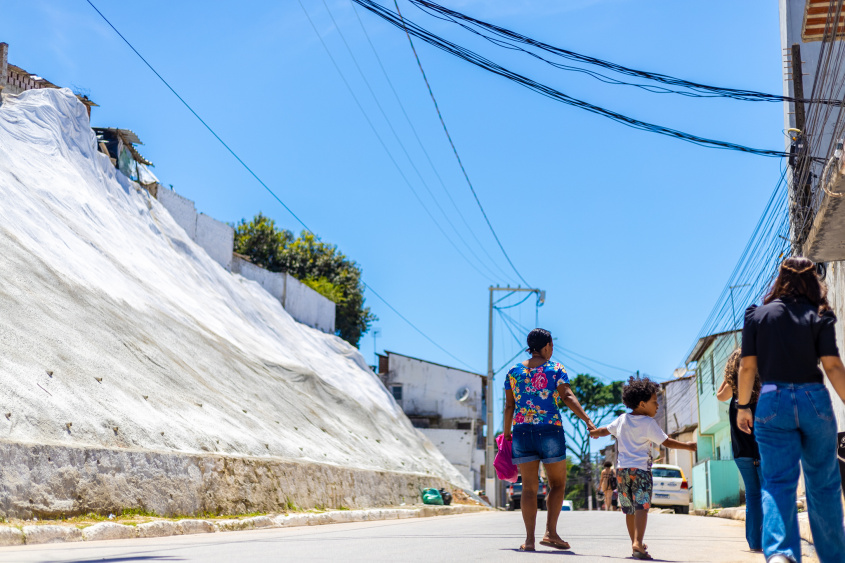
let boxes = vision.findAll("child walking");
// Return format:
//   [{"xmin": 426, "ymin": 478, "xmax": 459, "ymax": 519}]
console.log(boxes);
[{"xmin": 590, "ymin": 375, "xmax": 696, "ymax": 560}]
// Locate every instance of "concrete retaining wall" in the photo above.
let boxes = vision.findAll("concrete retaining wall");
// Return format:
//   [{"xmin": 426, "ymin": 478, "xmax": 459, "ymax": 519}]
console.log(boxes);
[
  {"xmin": 0, "ymin": 441, "xmax": 453, "ymax": 519},
  {"xmin": 156, "ymin": 187, "xmax": 197, "ymax": 240},
  {"xmin": 195, "ymin": 213, "xmax": 233, "ymax": 271},
  {"xmin": 284, "ymin": 274, "xmax": 336, "ymax": 334},
  {"xmin": 230, "ymin": 256, "xmax": 336, "ymax": 334},
  {"xmin": 156, "ymin": 188, "xmax": 334, "ymax": 333}
]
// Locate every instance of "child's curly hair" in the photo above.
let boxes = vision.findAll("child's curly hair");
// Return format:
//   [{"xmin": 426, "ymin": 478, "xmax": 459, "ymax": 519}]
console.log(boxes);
[
  {"xmin": 723, "ymin": 348, "xmax": 760, "ymax": 403},
  {"xmin": 622, "ymin": 375, "xmax": 659, "ymax": 410}
]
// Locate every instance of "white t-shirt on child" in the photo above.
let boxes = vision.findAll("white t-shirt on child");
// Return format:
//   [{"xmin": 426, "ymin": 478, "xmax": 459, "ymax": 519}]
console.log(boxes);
[{"xmin": 606, "ymin": 413, "xmax": 668, "ymax": 471}]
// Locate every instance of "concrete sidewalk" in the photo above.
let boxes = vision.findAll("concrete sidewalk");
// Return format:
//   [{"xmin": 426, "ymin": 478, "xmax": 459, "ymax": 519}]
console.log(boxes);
[
  {"xmin": 0, "ymin": 504, "xmax": 489, "ymax": 547},
  {"xmin": 708, "ymin": 505, "xmax": 817, "ymax": 543}
]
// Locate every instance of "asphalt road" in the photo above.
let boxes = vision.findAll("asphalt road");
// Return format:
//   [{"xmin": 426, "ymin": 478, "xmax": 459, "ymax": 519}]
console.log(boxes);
[{"xmin": 0, "ymin": 511, "xmax": 778, "ymax": 563}]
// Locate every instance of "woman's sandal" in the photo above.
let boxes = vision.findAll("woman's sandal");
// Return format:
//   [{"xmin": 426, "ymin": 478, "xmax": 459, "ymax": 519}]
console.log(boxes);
[
  {"xmin": 539, "ymin": 538, "xmax": 571, "ymax": 550},
  {"xmin": 632, "ymin": 551, "xmax": 654, "ymax": 560},
  {"xmin": 519, "ymin": 544, "xmax": 536, "ymax": 552}
]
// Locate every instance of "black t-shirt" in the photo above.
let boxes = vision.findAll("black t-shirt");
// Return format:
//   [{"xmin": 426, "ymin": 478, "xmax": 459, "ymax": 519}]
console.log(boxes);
[
  {"xmin": 741, "ymin": 297, "xmax": 839, "ymax": 384},
  {"xmin": 729, "ymin": 397, "xmax": 759, "ymax": 460}
]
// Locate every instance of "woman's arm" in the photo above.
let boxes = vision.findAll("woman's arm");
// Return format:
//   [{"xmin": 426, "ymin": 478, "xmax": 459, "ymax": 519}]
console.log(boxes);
[
  {"xmin": 716, "ymin": 379, "xmax": 732, "ymax": 402},
  {"xmin": 821, "ymin": 356, "xmax": 845, "ymax": 403},
  {"xmin": 736, "ymin": 356, "xmax": 757, "ymax": 434},
  {"xmin": 558, "ymin": 383, "xmax": 596, "ymax": 430},
  {"xmin": 503, "ymin": 389, "xmax": 516, "ymax": 441}
]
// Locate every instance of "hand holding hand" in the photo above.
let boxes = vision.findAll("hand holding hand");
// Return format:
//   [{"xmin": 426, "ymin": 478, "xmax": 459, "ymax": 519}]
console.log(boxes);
[
  {"xmin": 589, "ymin": 428, "xmax": 602, "ymax": 439},
  {"xmin": 736, "ymin": 409, "xmax": 754, "ymax": 434},
  {"xmin": 586, "ymin": 420, "xmax": 597, "ymax": 432}
]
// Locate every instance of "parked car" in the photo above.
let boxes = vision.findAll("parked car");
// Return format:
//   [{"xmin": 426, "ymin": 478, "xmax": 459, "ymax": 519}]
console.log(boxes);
[
  {"xmin": 505, "ymin": 474, "xmax": 548, "ymax": 511},
  {"xmin": 650, "ymin": 463, "xmax": 690, "ymax": 514}
]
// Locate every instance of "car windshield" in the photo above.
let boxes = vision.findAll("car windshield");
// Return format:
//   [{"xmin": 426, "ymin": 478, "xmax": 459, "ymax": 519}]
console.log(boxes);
[{"xmin": 652, "ymin": 468, "xmax": 682, "ymax": 479}]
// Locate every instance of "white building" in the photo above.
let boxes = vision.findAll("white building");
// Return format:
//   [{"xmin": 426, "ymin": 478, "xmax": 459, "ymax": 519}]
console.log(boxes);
[
  {"xmin": 656, "ymin": 374, "xmax": 699, "ymax": 486},
  {"xmin": 378, "ymin": 351, "xmax": 486, "ymax": 489}
]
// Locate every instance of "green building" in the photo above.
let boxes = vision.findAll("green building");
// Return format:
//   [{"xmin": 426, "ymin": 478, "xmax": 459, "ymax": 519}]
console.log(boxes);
[{"xmin": 687, "ymin": 330, "xmax": 743, "ymax": 509}]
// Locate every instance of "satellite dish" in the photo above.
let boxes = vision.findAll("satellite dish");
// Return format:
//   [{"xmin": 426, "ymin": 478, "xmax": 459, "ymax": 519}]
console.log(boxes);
[{"xmin": 456, "ymin": 387, "xmax": 470, "ymax": 402}]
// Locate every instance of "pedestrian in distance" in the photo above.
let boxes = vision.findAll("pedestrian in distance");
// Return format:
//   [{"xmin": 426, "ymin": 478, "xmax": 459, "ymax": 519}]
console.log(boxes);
[
  {"xmin": 599, "ymin": 461, "xmax": 617, "ymax": 511},
  {"xmin": 716, "ymin": 348, "xmax": 763, "ymax": 553},
  {"xmin": 503, "ymin": 328, "xmax": 596, "ymax": 552},
  {"xmin": 590, "ymin": 375, "xmax": 696, "ymax": 560},
  {"xmin": 737, "ymin": 257, "xmax": 845, "ymax": 563}
]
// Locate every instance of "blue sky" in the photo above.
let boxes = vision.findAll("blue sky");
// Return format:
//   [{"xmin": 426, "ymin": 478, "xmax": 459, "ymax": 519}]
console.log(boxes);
[{"xmin": 2, "ymin": 1, "xmax": 784, "ymax": 432}]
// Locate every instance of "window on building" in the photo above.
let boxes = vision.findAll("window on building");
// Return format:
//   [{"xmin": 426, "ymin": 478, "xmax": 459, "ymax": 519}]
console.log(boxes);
[
  {"xmin": 391, "ymin": 385, "xmax": 403, "ymax": 402},
  {"xmin": 710, "ymin": 355, "xmax": 715, "ymax": 389},
  {"xmin": 456, "ymin": 422, "xmax": 472, "ymax": 430}
]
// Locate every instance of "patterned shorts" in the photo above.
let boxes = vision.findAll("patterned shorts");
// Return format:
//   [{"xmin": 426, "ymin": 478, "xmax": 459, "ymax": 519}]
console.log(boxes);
[{"xmin": 616, "ymin": 468, "xmax": 652, "ymax": 514}]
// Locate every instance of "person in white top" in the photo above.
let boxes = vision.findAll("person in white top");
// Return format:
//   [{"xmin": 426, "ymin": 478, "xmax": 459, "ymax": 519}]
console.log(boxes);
[{"xmin": 590, "ymin": 376, "xmax": 696, "ymax": 560}]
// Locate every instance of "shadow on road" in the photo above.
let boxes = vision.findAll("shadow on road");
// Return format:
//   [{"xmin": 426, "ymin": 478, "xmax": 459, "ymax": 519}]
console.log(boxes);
[{"xmin": 46, "ymin": 557, "xmax": 184, "ymax": 563}]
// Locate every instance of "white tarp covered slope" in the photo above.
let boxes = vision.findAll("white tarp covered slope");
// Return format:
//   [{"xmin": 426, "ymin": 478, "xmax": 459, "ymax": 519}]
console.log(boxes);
[{"xmin": 0, "ymin": 88, "xmax": 467, "ymax": 490}]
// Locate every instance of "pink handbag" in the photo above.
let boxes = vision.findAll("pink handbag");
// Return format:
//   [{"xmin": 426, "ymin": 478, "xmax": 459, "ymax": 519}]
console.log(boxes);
[{"xmin": 495, "ymin": 434, "xmax": 519, "ymax": 482}]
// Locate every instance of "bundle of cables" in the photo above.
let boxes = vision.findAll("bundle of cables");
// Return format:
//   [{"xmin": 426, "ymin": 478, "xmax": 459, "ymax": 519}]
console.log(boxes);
[{"xmin": 351, "ymin": 0, "xmax": 802, "ymax": 158}]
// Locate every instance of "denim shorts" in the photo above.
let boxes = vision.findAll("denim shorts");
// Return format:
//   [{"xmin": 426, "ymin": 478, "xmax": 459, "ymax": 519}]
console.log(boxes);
[{"xmin": 511, "ymin": 425, "xmax": 567, "ymax": 465}]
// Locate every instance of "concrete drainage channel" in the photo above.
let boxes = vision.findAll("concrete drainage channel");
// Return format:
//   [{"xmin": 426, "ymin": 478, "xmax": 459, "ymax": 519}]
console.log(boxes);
[{"xmin": 0, "ymin": 505, "xmax": 489, "ymax": 547}]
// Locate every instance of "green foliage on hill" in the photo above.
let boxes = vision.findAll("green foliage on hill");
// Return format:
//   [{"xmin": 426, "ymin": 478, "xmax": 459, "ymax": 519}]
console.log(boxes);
[{"xmin": 234, "ymin": 213, "xmax": 376, "ymax": 346}]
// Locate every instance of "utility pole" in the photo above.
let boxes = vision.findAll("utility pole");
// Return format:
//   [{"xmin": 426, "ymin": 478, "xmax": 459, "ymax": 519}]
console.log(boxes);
[
  {"xmin": 729, "ymin": 284, "xmax": 750, "ymax": 349},
  {"xmin": 485, "ymin": 285, "xmax": 545, "ymax": 508},
  {"xmin": 373, "ymin": 328, "xmax": 381, "ymax": 367}
]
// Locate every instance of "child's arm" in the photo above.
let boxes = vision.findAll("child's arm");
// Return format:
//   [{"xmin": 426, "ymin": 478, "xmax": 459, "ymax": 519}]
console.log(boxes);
[
  {"xmin": 662, "ymin": 437, "xmax": 696, "ymax": 451},
  {"xmin": 589, "ymin": 427, "xmax": 610, "ymax": 439}
]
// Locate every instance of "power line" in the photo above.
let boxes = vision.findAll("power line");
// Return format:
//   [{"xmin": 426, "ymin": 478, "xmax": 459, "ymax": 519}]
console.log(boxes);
[
  {"xmin": 556, "ymin": 346, "xmax": 636, "ymax": 375},
  {"xmin": 391, "ymin": 0, "xmax": 531, "ymax": 286},
  {"xmin": 493, "ymin": 291, "xmax": 534, "ymax": 310},
  {"xmin": 352, "ymin": 0, "xmax": 792, "ymax": 159},
  {"xmin": 411, "ymin": 0, "xmax": 843, "ymax": 106},
  {"xmin": 300, "ymin": 1, "xmax": 511, "ymax": 285},
  {"xmin": 83, "ymin": 0, "xmax": 311, "ymax": 232},
  {"xmin": 348, "ymin": 0, "xmax": 517, "ymax": 284},
  {"xmin": 84, "ymin": 0, "xmax": 476, "ymax": 373},
  {"xmin": 362, "ymin": 283, "xmax": 476, "ymax": 370},
  {"xmin": 317, "ymin": 0, "xmax": 507, "ymax": 283}
]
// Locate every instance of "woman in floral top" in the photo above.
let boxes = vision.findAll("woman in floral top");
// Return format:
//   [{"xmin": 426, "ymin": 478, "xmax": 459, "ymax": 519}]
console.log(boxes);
[{"xmin": 503, "ymin": 328, "xmax": 595, "ymax": 552}]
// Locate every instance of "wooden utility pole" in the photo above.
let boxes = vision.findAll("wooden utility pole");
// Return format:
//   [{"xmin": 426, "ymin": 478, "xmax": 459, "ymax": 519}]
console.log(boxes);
[
  {"xmin": 790, "ymin": 44, "xmax": 813, "ymax": 250},
  {"xmin": 791, "ymin": 44, "xmax": 806, "ymax": 132}
]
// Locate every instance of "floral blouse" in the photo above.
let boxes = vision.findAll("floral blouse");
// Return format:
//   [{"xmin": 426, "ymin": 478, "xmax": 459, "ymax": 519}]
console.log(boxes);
[{"xmin": 505, "ymin": 361, "xmax": 570, "ymax": 427}]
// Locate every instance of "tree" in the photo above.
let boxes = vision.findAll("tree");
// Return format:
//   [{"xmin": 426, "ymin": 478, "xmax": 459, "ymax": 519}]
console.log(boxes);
[
  {"xmin": 557, "ymin": 374, "xmax": 625, "ymax": 507},
  {"xmin": 233, "ymin": 214, "xmax": 376, "ymax": 346}
]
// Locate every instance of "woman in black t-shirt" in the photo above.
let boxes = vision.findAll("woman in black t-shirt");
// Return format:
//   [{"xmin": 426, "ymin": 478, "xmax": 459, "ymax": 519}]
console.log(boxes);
[
  {"xmin": 716, "ymin": 349, "xmax": 762, "ymax": 552},
  {"xmin": 737, "ymin": 257, "xmax": 845, "ymax": 563}
]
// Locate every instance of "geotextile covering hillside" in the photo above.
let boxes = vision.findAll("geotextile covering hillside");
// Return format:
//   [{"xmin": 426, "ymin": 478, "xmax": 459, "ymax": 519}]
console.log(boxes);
[{"xmin": 0, "ymin": 88, "xmax": 467, "ymax": 512}]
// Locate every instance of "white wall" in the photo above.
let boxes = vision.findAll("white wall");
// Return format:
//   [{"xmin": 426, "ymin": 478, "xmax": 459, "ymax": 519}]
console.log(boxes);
[
  {"xmin": 230, "ymin": 256, "xmax": 336, "ymax": 335},
  {"xmin": 231, "ymin": 256, "xmax": 285, "ymax": 302},
  {"xmin": 156, "ymin": 187, "xmax": 197, "ymax": 240},
  {"xmin": 387, "ymin": 354, "xmax": 482, "ymax": 420},
  {"xmin": 420, "ymin": 428, "xmax": 475, "ymax": 484},
  {"xmin": 195, "ymin": 213, "xmax": 233, "ymax": 271},
  {"xmin": 824, "ymin": 263, "xmax": 845, "ymax": 432},
  {"xmin": 156, "ymin": 187, "xmax": 335, "ymax": 334}
]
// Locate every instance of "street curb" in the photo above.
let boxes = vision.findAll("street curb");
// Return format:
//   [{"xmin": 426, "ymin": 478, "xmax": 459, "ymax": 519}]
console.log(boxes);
[
  {"xmin": 0, "ymin": 504, "xmax": 489, "ymax": 547},
  {"xmin": 704, "ymin": 506, "xmax": 815, "ymax": 545}
]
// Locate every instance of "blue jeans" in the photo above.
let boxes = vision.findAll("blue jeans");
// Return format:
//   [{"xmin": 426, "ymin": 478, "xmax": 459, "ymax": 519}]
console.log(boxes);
[
  {"xmin": 735, "ymin": 457, "xmax": 763, "ymax": 550},
  {"xmin": 511, "ymin": 425, "xmax": 567, "ymax": 465},
  {"xmin": 754, "ymin": 382, "xmax": 845, "ymax": 563}
]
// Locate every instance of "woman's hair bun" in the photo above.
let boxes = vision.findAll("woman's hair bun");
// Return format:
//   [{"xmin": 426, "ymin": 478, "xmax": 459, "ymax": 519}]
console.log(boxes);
[{"xmin": 526, "ymin": 328, "xmax": 552, "ymax": 353}]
